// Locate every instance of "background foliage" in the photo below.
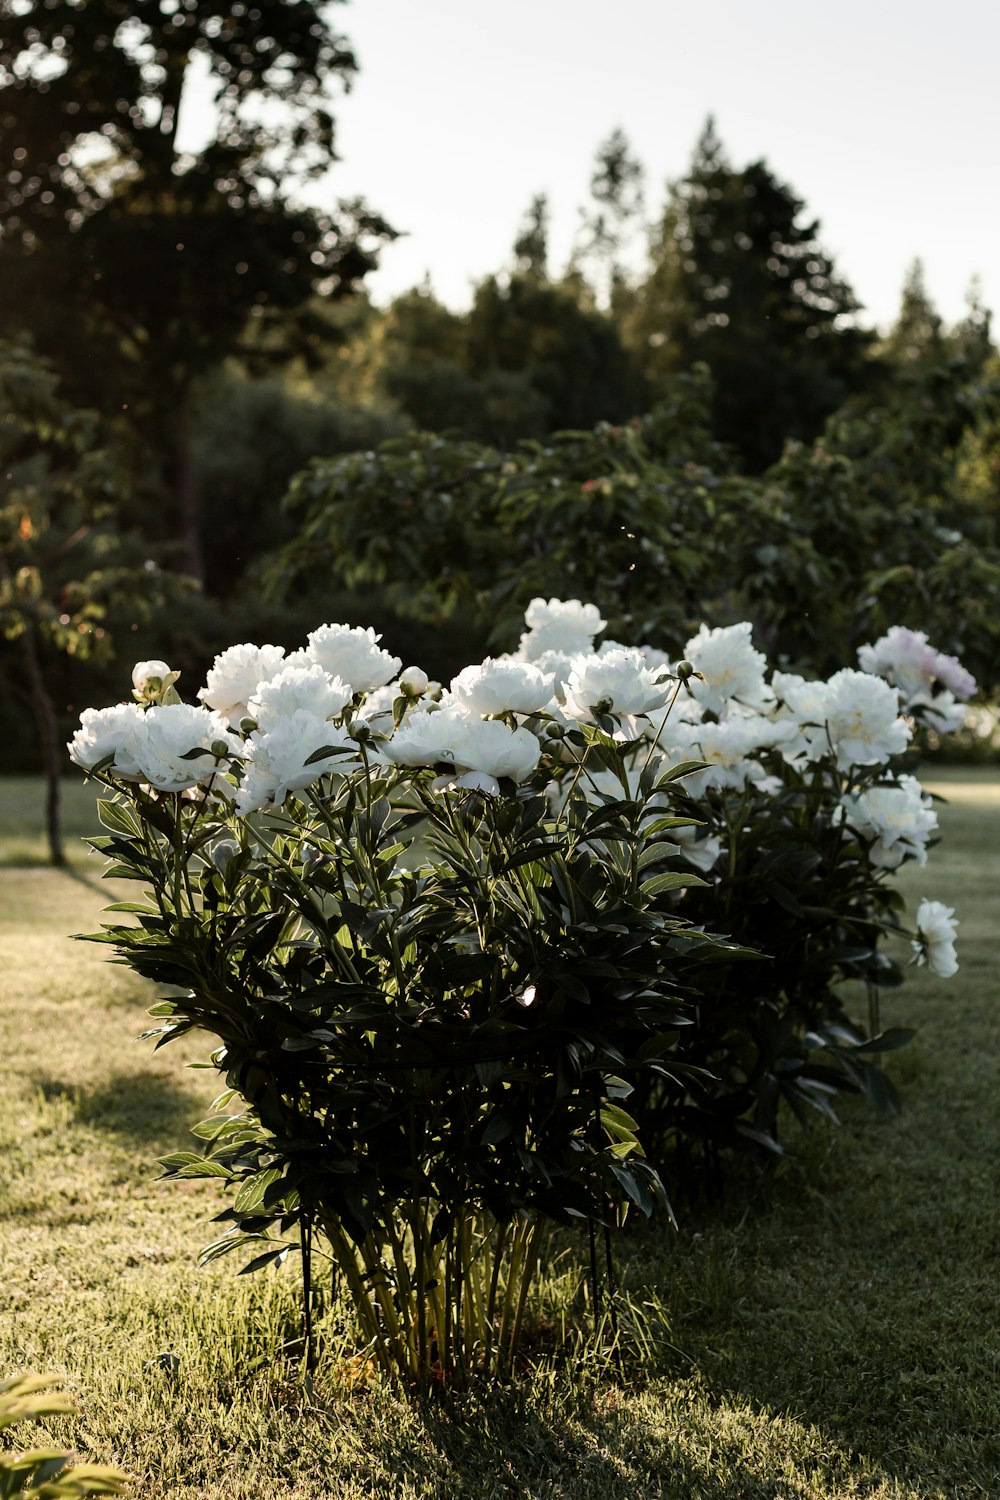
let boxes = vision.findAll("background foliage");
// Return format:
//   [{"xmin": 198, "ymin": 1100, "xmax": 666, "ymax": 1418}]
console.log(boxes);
[{"xmin": 0, "ymin": 1, "xmax": 998, "ymax": 801}]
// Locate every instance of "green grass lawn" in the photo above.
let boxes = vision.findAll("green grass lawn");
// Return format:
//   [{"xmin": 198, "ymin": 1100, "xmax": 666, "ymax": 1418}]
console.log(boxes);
[
  {"xmin": 1, "ymin": 770, "xmax": 998, "ymax": 1498},
  {"xmin": 0, "ymin": 774, "xmax": 103, "ymax": 866}
]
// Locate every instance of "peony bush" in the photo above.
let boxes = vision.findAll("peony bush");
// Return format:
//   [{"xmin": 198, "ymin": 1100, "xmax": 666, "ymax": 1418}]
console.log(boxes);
[
  {"xmin": 70, "ymin": 602, "xmax": 968, "ymax": 1381},
  {"xmin": 71, "ymin": 612, "xmax": 744, "ymax": 1384}
]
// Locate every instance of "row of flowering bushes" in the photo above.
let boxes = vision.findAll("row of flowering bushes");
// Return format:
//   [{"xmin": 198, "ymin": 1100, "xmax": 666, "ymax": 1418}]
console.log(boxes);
[{"xmin": 69, "ymin": 601, "xmax": 966, "ymax": 1384}]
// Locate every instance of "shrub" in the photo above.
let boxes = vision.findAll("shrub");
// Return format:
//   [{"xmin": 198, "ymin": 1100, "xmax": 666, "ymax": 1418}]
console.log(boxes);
[
  {"xmin": 72, "ymin": 630, "xmax": 741, "ymax": 1385},
  {"xmin": 71, "ymin": 604, "xmax": 964, "ymax": 1383}
]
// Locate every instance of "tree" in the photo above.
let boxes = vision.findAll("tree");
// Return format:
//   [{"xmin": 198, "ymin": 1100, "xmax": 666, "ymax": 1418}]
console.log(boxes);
[
  {"xmin": 0, "ymin": 0, "xmax": 394, "ymax": 580},
  {"xmin": 880, "ymin": 259, "xmax": 944, "ymax": 369},
  {"xmin": 950, "ymin": 276, "xmax": 994, "ymax": 372},
  {"xmin": 0, "ymin": 340, "xmax": 181, "ymax": 861},
  {"xmin": 512, "ymin": 192, "xmax": 550, "ymax": 281},
  {"xmin": 464, "ymin": 272, "xmax": 648, "ymax": 438},
  {"xmin": 631, "ymin": 119, "xmax": 874, "ymax": 471},
  {"xmin": 573, "ymin": 127, "xmax": 645, "ymax": 312}
]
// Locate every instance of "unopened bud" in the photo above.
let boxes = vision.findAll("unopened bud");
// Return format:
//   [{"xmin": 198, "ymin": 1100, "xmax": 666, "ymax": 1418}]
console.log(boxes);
[
  {"xmin": 399, "ymin": 665, "xmax": 429, "ymax": 698},
  {"xmin": 209, "ymin": 839, "xmax": 240, "ymax": 874},
  {"xmin": 132, "ymin": 659, "xmax": 171, "ymax": 694}
]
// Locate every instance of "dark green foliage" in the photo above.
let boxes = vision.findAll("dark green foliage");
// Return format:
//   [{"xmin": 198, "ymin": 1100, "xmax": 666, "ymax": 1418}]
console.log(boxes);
[
  {"xmin": 0, "ymin": 340, "xmax": 180, "ymax": 851},
  {"xmin": 80, "ymin": 717, "xmax": 745, "ymax": 1381},
  {"xmin": 270, "ymin": 362, "xmax": 1000, "ymax": 696},
  {"xmin": 637, "ymin": 757, "xmax": 917, "ymax": 1174},
  {"xmin": 189, "ymin": 371, "xmax": 404, "ymax": 597},
  {"xmin": 0, "ymin": 0, "xmax": 394, "ymax": 575}
]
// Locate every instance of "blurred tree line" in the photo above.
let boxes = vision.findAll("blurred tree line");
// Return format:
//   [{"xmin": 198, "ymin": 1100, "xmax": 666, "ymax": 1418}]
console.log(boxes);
[{"xmin": 1, "ymin": 0, "xmax": 998, "ymax": 814}]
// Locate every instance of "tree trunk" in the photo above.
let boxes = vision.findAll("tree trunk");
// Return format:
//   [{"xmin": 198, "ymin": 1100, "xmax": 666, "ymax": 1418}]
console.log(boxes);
[
  {"xmin": 171, "ymin": 413, "xmax": 204, "ymax": 587},
  {"xmin": 18, "ymin": 624, "xmax": 65, "ymax": 866}
]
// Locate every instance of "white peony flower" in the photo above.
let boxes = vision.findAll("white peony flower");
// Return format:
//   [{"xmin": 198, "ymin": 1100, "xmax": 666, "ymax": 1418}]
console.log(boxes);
[
  {"xmin": 838, "ymin": 775, "xmax": 938, "ymax": 869},
  {"xmin": 68, "ymin": 703, "xmax": 146, "ymax": 780},
  {"xmin": 771, "ymin": 672, "xmax": 833, "ymax": 763},
  {"xmin": 671, "ymin": 718, "xmax": 766, "ymax": 797},
  {"xmin": 516, "ymin": 647, "xmax": 579, "ymax": 698},
  {"xmin": 199, "ymin": 643, "xmax": 288, "ymax": 727},
  {"xmin": 912, "ymin": 897, "xmax": 959, "ymax": 977},
  {"xmin": 518, "ymin": 597, "xmax": 606, "ymax": 659},
  {"xmin": 684, "ymin": 622, "xmax": 772, "ymax": 714},
  {"xmin": 823, "ymin": 669, "xmax": 911, "ymax": 770},
  {"xmin": 235, "ymin": 711, "xmax": 358, "ymax": 815},
  {"xmin": 132, "ymin": 704, "xmax": 239, "ymax": 793},
  {"xmin": 247, "ymin": 663, "xmax": 353, "ymax": 733},
  {"xmin": 905, "ymin": 688, "xmax": 967, "ymax": 736},
  {"xmin": 383, "ymin": 706, "xmax": 480, "ymax": 769},
  {"xmin": 306, "ymin": 623, "xmax": 401, "ymax": 693},
  {"xmin": 449, "ymin": 718, "xmax": 541, "ymax": 790},
  {"xmin": 563, "ymin": 647, "xmax": 672, "ymax": 722},
  {"xmin": 450, "ymin": 657, "xmax": 555, "ymax": 716},
  {"xmin": 386, "ymin": 706, "xmax": 540, "ymax": 793},
  {"xmin": 671, "ymin": 821, "xmax": 723, "ymax": 873}
]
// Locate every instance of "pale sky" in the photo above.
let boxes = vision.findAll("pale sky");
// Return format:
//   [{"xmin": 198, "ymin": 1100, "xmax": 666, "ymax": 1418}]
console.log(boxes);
[{"xmin": 188, "ymin": 0, "xmax": 1000, "ymax": 331}]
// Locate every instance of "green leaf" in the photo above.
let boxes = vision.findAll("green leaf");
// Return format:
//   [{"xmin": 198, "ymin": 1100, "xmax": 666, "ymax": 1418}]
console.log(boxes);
[
  {"xmin": 640, "ymin": 871, "xmax": 707, "ymax": 898},
  {"xmin": 600, "ymin": 1101, "xmax": 641, "ymax": 1141},
  {"xmin": 96, "ymin": 798, "xmax": 140, "ymax": 836},
  {"xmin": 234, "ymin": 1167, "xmax": 285, "ymax": 1214}
]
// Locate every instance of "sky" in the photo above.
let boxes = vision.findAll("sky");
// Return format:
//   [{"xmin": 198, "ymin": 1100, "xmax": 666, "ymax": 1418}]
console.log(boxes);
[{"xmin": 185, "ymin": 0, "xmax": 1000, "ymax": 331}]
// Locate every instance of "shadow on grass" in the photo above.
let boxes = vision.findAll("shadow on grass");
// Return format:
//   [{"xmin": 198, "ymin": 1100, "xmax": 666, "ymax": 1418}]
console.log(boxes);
[
  {"xmin": 312, "ymin": 1377, "xmax": 898, "ymax": 1500},
  {"xmin": 34, "ymin": 1069, "xmax": 202, "ymax": 1151},
  {"xmin": 57, "ymin": 860, "xmax": 113, "ymax": 897}
]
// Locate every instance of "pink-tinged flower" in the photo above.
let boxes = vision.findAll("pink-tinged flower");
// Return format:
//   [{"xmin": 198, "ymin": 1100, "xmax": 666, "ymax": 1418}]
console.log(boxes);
[
  {"xmin": 912, "ymin": 897, "xmax": 959, "ymax": 977},
  {"xmin": 858, "ymin": 627, "xmax": 977, "ymax": 703},
  {"xmin": 934, "ymin": 652, "xmax": 977, "ymax": 701}
]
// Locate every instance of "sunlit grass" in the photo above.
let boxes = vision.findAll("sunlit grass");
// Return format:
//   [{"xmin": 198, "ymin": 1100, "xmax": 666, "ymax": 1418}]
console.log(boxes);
[
  {"xmin": 1, "ymin": 770, "xmax": 998, "ymax": 1496},
  {"xmin": 0, "ymin": 774, "xmax": 101, "ymax": 866}
]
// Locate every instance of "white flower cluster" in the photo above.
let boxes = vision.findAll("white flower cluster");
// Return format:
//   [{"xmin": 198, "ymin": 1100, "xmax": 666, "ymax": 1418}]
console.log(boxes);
[{"xmin": 69, "ymin": 600, "xmax": 965, "ymax": 984}]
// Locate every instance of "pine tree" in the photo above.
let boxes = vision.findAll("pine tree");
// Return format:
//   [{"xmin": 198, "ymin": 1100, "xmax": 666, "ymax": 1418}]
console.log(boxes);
[
  {"xmin": 573, "ymin": 127, "xmax": 645, "ymax": 312},
  {"xmin": 881, "ymin": 259, "xmax": 944, "ymax": 368},
  {"xmin": 513, "ymin": 193, "xmax": 550, "ymax": 282},
  {"xmin": 631, "ymin": 119, "xmax": 873, "ymax": 471}
]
